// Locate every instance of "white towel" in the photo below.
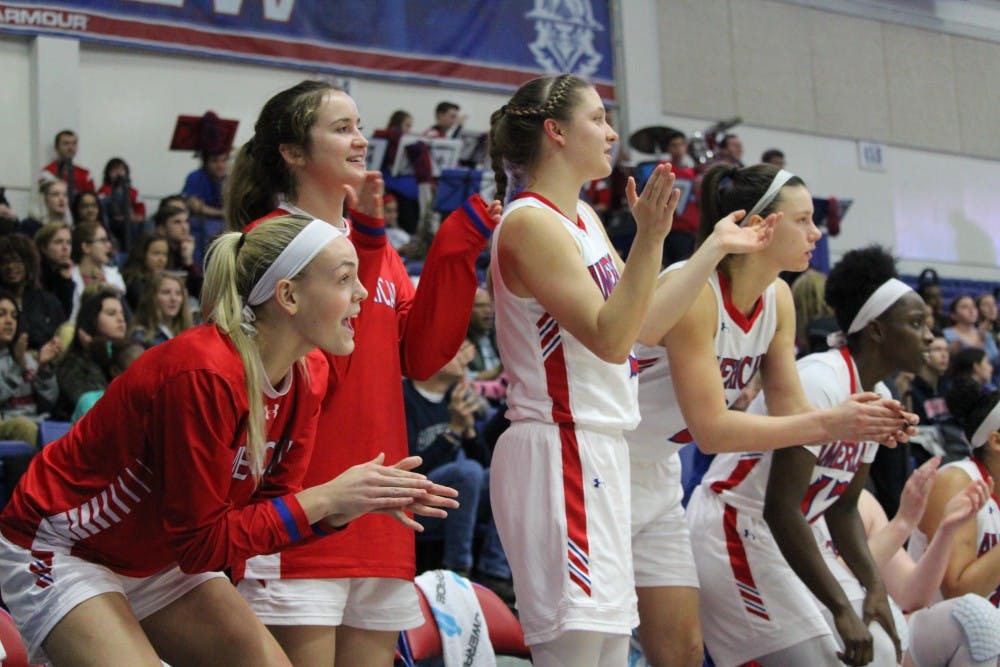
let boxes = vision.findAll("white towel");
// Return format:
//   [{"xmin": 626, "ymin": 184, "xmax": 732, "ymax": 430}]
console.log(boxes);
[{"xmin": 414, "ymin": 570, "xmax": 496, "ymax": 667}]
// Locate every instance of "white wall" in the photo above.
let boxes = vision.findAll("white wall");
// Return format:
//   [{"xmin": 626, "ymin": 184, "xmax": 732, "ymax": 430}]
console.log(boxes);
[
  {"xmin": 0, "ymin": 36, "xmax": 32, "ymax": 215},
  {"xmin": 618, "ymin": 0, "xmax": 1000, "ymax": 282}
]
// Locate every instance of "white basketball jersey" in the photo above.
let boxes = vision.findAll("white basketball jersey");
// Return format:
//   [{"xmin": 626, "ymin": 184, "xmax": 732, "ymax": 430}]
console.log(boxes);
[
  {"xmin": 908, "ymin": 458, "xmax": 1000, "ymax": 606},
  {"xmin": 627, "ymin": 266, "xmax": 777, "ymax": 461},
  {"xmin": 490, "ymin": 194, "xmax": 639, "ymax": 430},
  {"xmin": 699, "ymin": 348, "xmax": 881, "ymax": 521}
]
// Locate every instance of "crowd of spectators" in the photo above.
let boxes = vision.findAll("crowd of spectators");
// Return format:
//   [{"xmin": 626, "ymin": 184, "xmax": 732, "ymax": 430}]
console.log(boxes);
[{"xmin": 0, "ymin": 128, "xmax": 210, "ymax": 445}]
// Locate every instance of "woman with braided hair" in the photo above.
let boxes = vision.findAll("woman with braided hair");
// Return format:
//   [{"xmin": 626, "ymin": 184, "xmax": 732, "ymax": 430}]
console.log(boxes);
[{"xmin": 487, "ymin": 73, "xmax": 775, "ymax": 665}]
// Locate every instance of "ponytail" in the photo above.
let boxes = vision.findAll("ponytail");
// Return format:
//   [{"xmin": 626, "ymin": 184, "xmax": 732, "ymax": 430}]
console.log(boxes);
[
  {"xmin": 225, "ymin": 80, "xmax": 340, "ymax": 231},
  {"xmin": 697, "ymin": 162, "xmax": 806, "ymax": 248},
  {"xmin": 201, "ymin": 215, "xmax": 314, "ymax": 481}
]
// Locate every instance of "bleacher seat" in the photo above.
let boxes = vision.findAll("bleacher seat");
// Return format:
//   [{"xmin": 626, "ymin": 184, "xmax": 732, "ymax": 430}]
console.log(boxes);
[
  {"xmin": 0, "ymin": 440, "xmax": 35, "ymax": 507},
  {"xmin": 39, "ymin": 420, "xmax": 72, "ymax": 446},
  {"xmin": 0, "ymin": 608, "xmax": 41, "ymax": 666}
]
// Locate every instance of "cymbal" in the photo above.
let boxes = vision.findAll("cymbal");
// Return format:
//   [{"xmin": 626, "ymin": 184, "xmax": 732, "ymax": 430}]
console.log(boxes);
[{"xmin": 629, "ymin": 125, "xmax": 681, "ymax": 155}]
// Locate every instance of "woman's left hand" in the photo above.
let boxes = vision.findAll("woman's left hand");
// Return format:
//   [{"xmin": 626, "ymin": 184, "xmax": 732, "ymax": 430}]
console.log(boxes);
[
  {"xmin": 709, "ymin": 210, "xmax": 779, "ymax": 255},
  {"xmin": 346, "ymin": 171, "xmax": 385, "ymax": 219}
]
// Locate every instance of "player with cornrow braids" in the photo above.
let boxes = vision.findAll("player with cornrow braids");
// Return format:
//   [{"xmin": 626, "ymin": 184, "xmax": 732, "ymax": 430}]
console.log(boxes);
[{"xmin": 486, "ymin": 73, "xmax": 774, "ymax": 666}]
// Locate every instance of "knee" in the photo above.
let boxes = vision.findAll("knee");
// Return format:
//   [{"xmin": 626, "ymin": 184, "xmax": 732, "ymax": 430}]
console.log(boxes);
[
  {"xmin": 641, "ymin": 624, "xmax": 703, "ymax": 667},
  {"xmin": 450, "ymin": 459, "xmax": 485, "ymax": 489}
]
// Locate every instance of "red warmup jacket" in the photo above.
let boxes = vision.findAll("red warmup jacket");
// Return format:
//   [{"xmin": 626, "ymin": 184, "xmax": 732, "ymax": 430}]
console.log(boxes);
[
  {"xmin": 0, "ymin": 326, "xmax": 329, "ymax": 577},
  {"xmin": 42, "ymin": 161, "xmax": 95, "ymax": 195}
]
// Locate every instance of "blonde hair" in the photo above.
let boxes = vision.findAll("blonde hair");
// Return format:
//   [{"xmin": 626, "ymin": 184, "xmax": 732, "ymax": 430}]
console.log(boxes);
[{"xmin": 200, "ymin": 215, "xmax": 316, "ymax": 481}]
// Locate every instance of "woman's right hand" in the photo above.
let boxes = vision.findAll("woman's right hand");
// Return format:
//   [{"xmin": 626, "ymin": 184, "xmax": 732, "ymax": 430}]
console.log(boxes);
[
  {"xmin": 625, "ymin": 163, "xmax": 680, "ymax": 240},
  {"xmin": 824, "ymin": 393, "xmax": 918, "ymax": 447},
  {"xmin": 938, "ymin": 477, "xmax": 992, "ymax": 536},
  {"xmin": 321, "ymin": 453, "xmax": 444, "ymax": 529}
]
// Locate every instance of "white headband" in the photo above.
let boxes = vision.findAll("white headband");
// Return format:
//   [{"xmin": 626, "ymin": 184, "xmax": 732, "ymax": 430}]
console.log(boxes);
[
  {"xmin": 971, "ymin": 400, "xmax": 1000, "ymax": 449},
  {"xmin": 742, "ymin": 168, "xmax": 795, "ymax": 226},
  {"xmin": 847, "ymin": 278, "xmax": 914, "ymax": 334},
  {"xmin": 246, "ymin": 220, "xmax": 344, "ymax": 307}
]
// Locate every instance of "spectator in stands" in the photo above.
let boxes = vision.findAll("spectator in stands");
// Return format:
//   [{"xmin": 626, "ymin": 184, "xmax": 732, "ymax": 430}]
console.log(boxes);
[
  {"xmin": 716, "ymin": 133, "xmax": 744, "ymax": 167},
  {"xmin": 377, "ymin": 110, "xmax": 417, "ymax": 172},
  {"xmin": 662, "ymin": 129, "xmax": 701, "ymax": 267},
  {"xmin": 98, "ymin": 157, "xmax": 148, "ymax": 251},
  {"xmin": 71, "ymin": 191, "xmax": 104, "ymax": 229},
  {"xmin": 423, "ymin": 101, "xmax": 466, "ymax": 139},
  {"xmin": 21, "ymin": 180, "xmax": 71, "ymax": 237},
  {"xmin": 0, "ymin": 189, "xmax": 18, "ymax": 235},
  {"xmin": 55, "ymin": 288, "xmax": 126, "ymax": 420},
  {"xmin": 466, "ymin": 287, "xmax": 502, "ymax": 382},
  {"xmin": 40, "ymin": 130, "xmax": 95, "ymax": 202},
  {"xmin": 153, "ymin": 202, "xmax": 202, "ymax": 300},
  {"xmin": 790, "ymin": 266, "xmax": 834, "ymax": 356},
  {"xmin": 761, "ymin": 148, "xmax": 785, "ymax": 168},
  {"xmin": 943, "ymin": 295, "xmax": 999, "ymax": 382},
  {"xmin": 977, "ymin": 291, "xmax": 999, "ymax": 343},
  {"xmin": 183, "ymin": 144, "xmax": 229, "ymax": 260},
  {"xmin": 373, "ymin": 110, "xmax": 427, "ymax": 235},
  {"xmin": 69, "ymin": 337, "xmax": 145, "ymax": 422},
  {"xmin": 34, "ymin": 222, "xmax": 75, "ymax": 320},
  {"xmin": 948, "ymin": 347, "xmax": 995, "ymax": 392},
  {"xmin": 389, "ymin": 109, "xmax": 414, "ymax": 135},
  {"xmin": 905, "ymin": 335, "xmax": 969, "ymax": 465},
  {"xmin": 0, "ymin": 289, "xmax": 60, "ymax": 445},
  {"xmin": 69, "ymin": 221, "xmax": 126, "ymax": 320},
  {"xmin": 917, "ymin": 268, "xmax": 949, "ymax": 332},
  {"xmin": 121, "ymin": 232, "xmax": 169, "ymax": 311},
  {"xmin": 0, "ymin": 234, "xmax": 65, "ymax": 353},
  {"xmin": 127, "ymin": 273, "xmax": 193, "ymax": 348},
  {"xmin": 183, "ymin": 151, "xmax": 227, "ymax": 221},
  {"xmin": 404, "ymin": 341, "xmax": 513, "ymax": 603},
  {"xmin": 382, "ymin": 193, "xmax": 412, "ymax": 251}
]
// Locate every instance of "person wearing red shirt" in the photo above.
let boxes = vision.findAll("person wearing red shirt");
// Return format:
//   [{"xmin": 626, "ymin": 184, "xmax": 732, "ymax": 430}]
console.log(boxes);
[
  {"xmin": 661, "ymin": 130, "xmax": 701, "ymax": 268},
  {"xmin": 0, "ymin": 216, "xmax": 457, "ymax": 666},
  {"xmin": 97, "ymin": 158, "xmax": 148, "ymax": 250},
  {"xmin": 226, "ymin": 80, "xmax": 495, "ymax": 667},
  {"xmin": 40, "ymin": 130, "xmax": 95, "ymax": 202}
]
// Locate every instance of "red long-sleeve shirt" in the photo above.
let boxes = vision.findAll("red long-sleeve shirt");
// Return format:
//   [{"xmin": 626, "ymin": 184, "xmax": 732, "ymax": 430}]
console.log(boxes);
[
  {"xmin": 0, "ymin": 325, "xmax": 329, "ymax": 577},
  {"xmin": 235, "ymin": 196, "xmax": 494, "ymax": 580}
]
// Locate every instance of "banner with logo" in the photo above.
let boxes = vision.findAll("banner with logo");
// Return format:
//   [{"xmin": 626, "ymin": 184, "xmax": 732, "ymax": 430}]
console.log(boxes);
[{"xmin": 0, "ymin": 0, "xmax": 615, "ymax": 98}]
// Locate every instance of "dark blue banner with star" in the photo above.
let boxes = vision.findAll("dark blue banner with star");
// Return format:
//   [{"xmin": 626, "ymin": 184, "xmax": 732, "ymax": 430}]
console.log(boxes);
[{"xmin": 0, "ymin": 0, "xmax": 615, "ymax": 97}]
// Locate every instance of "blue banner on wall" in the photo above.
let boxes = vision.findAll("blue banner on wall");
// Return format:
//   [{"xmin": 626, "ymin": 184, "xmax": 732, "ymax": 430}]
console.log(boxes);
[{"xmin": 0, "ymin": 0, "xmax": 616, "ymax": 98}]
